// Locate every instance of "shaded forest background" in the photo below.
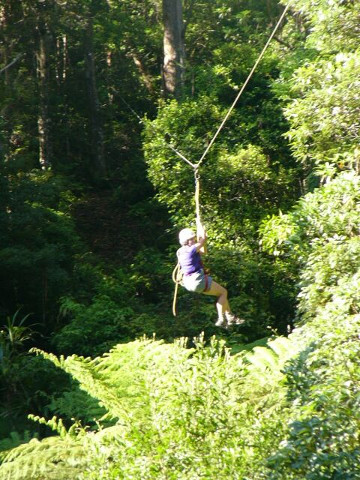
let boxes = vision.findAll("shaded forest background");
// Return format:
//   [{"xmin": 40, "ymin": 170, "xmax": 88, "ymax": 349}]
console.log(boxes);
[{"xmin": 0, "ymin": 0, "xmax": 360, "ymax": 478}]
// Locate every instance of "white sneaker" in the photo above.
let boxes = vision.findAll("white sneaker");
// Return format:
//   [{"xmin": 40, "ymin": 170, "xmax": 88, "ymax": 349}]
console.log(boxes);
[
  {"xmin": 215, "ymin": 317, "xmax": 227, "ymax": 328},
  {"xmin": 225, "ymin": 313, "xmax": 245, "ymax": 326}
]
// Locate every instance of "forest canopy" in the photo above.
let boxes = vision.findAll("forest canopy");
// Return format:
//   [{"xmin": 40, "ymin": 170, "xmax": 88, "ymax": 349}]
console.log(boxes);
[{"xmin": 1, "ymin": 0, "xmax": 360, "ymax": 478}]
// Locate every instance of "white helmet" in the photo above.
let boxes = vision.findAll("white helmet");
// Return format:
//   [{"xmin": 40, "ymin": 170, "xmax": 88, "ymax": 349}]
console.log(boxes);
[{"xmin": 179, "ymin": 228, "xmax": 196, "ymax": 245}]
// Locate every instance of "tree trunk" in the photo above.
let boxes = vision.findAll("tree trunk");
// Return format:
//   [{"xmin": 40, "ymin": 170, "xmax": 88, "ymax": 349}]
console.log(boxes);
[
  {"xmin": 85, "ymin": 15, "xmax": 106, "ymax": 179},
  {"xmin": 0, "ymin": 4, "xmax": 10, "ymax": 87},
  {"xmin": 37, "ymin": 28, "xmax": 52, "ymax": 170},
  {"xmin": 162, "ymin": 0, "xmax": 185, "ymax": 99},
  {"xmin": 55, "ymin": 34, "xmax": 68, "ymax": 84},
  {"xmin": 131, "ymin": 52, "xmax": 155, "ymax": 95}
]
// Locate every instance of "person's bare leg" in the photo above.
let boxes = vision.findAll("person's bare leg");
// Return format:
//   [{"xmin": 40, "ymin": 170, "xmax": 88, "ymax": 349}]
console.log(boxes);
[
  {"xmin": 203, "ymin": 281, "xmax": 245, "ymax": 326},
  {"xmin": 203, "ymin": 281, "xmax": 231, "ymax": 320}
]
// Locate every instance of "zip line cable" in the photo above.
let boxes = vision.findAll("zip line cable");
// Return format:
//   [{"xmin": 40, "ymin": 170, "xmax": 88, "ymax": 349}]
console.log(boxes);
[
  {"xmin": 118, "ymin": 2, "xmax": 291, "ymax": 173},
  {"xmin": 0, "ymin": 54, "xmax": 23, "ymax": 75},
  {"xmin": 195, "ymin": 1, "xmax": 291, "ymax": 169},
  {"xmin": 116, "ymin": 93, "xmax": 196, "ymax": 169}
]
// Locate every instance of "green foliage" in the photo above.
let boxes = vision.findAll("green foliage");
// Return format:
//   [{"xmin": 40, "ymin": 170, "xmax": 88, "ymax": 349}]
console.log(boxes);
[
  {"xmin": 0, "ymin": 418, "xmax": 87, "ymax": 480},
  {"xmin": 258, "ymin": 5, "xmax": 360, "ymax": 468},
  {"xmin": 0, "ymin": 310, "xmax": 34, "ymax": 375},
  {"xmin": 0, "ymin": 0, "xmax": 300, "ymax": 357},
  {"xmin": 0, "ymin": 335, "xmax": 295, "ymax": 479},
  {"xmin": 4, "ymin": 228, "xmax": 360, "ymax": 479},
  {"xmin": 53, "ymin": 295, "xmax": 135, "ymax": 357},
  {"xmin": 1, "ymin": 1, "xmax": 360, "ymax": 478},
  {"xmin": 0, "ymin": 171, "xmax": 81, "ymax": 323},
  {"xmin": 144, "ymin": 101, "xmax": 296, "ymax": 235},
  {"xmin": 277, "ymin": 0, "xmax": 360, "ymax": 179},
  {"xmin": 284, "ymin": 52, "xmax": 360, "ymax": 171},
  {"xmin": 268, "ymin": 281, "xmax": 360, "ymax": 479},
  {"xmin": 52, "ymin": 258, "xmax": 173, "ymax": 356},
  {"xmin": 285, "ymin": 0, "xmax": 360, "ymax": 54},
  {"xmin": 0, "ymin": 310, "xmax": 36, "ymax": 424},
  {"xmin": 260, "ymin": 171, "xmax": 360, "ymax": 260},
  {"xmin": 0, "ymin": 351, "xmax": 72, "ymax": 444},
  {"xmin": 47, "ymin": 388, "xmax": 108, "ymax": 430},
  {"xmin": 259, "ymin": 177, "xmax": 360, "ymax": 477},
  {"xmin": 0, "ymin": 430, "xmax": 37, "ymax": 457}
]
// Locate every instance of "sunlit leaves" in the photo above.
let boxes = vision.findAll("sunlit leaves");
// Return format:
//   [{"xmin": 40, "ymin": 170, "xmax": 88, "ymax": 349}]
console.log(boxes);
[
  {"xmin": 284, "ymin": 52, "xmax": 360, "ymax": 169},
  {"xmin": 0, "ymin": 335, "xmax": 296, "ymax": 479}
]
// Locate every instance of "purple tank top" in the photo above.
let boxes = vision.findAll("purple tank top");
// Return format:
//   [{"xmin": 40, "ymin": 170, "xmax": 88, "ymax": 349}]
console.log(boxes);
[{"xmin": 177, "ymin": 245, "xmax": 202, "ymax": 275}]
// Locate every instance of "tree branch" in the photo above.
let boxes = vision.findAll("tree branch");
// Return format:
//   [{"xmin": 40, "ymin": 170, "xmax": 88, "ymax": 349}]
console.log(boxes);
[
  {"xmin": 0, "ymin": 54, "xmax": 23, "ymax": 74},
  {"xmin": 273, "ymin": 35, "xmax": 294, "ymax": 50}
]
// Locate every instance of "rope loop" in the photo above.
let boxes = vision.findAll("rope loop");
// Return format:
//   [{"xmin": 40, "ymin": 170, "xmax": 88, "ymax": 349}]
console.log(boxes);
[{"xmin": 172, "ymin": 262, "xmax": 183, "ymax": 316}]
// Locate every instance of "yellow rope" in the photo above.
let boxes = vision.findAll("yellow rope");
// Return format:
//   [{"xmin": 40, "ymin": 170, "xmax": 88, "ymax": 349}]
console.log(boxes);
[
  {"xmin": 194, "ymin": 170, "xmax": 206, "ymax": 254},
  {"xmin": 172, "ymin": 262, "xmax": 182, "ymax": 316},
  {"xmin": 195, "ymin": 170, "xmax": 201, "ymax": 224}
]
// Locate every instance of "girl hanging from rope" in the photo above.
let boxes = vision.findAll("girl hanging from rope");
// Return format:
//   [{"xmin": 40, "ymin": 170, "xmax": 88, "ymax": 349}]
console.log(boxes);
[{"xmin": 177, "ymin": 222, "xmax": 244, "ymax": 328}]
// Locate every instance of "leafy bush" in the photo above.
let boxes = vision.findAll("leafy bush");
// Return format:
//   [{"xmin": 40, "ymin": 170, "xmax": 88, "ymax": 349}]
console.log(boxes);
[
  {"xmin": 53, "ymin": 295, "xmax": 135, "ymax": 357},
  {"xmin": 0, "ymin": 335, "xmax": 295, "ymax": 480},
  {"xmin": 0, "ymin": 171, "xmax": 81, "ymax": 324},
  {"xmin": 268, "ymin": 287, "xmax": 360, "ymax": 479},
  {"xmin": 278, "ymin": 0, "xmax": 360, "ymax": 180},
  {"xmin": 52, "ymin": 258, "xmax": 173, "ymax": 356},
  {"xmin": 260, "ymin": 170, "xmax": 360, "ymax": 478}
]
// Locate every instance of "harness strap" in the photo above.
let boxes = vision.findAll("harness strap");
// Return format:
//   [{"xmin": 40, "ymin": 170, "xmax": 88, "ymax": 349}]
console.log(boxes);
[{"xmin": 204, "ymin": 273, "xmax": 209, "ymax": 292}]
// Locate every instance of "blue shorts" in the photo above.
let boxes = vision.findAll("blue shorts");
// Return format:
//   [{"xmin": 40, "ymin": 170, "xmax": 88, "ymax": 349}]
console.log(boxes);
[{"xmin": 182, "ymin": 269, "xmax": 212, "ymax": 293}]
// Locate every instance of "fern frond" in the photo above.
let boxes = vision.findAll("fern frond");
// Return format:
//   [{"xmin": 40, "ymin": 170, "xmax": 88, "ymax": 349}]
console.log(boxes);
[
  {"xmin": 0, "ymin": 430, "xmax": 37, "ymax": 459},
  {"xmin": 245, "ymin": 345, "xmax": 281, "ymax": 372},
  {"xmin": 244, "ymin": 336, "xmax": 296, "ymax": 375},
  {"xmin": 48, "ymin": 388, "xmax": 108, "ymax": 426},
  {"xmin": 30, "ymin": 347, "xmax": 64, "ymax": 368},
  {"xmin": 268, "ymin": 336, "xmax": 297, "ymax": 362},
  {"xmin": 0, "ymin": 435, "xmax": 86, "ymax": 480},
  {"xmin": 34, "ymin": 350, "xmax": 131, "ymax": 423}
]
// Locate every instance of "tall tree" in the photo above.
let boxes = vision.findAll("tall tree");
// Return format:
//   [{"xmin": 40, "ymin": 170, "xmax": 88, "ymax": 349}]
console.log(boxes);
[
  {"xmin": 84, "ymin": 10, "xmax": 106, "ymax": 179},
  {"xmin": 36, "ymin": 16, "xmax": 53, "ymax": 170},
  {"xmin": 162, "ymin": 0, "xmax": 185, "ymax": 98}
]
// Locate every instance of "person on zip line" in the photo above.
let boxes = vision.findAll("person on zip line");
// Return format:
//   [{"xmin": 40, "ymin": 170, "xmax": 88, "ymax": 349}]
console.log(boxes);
[{"xmin": 177, "ymin": 223, "xmax": 244, "ymax": 328}]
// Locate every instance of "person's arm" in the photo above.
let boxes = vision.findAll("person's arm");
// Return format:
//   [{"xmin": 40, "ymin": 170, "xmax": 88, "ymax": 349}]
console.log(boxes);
[{"xmin": 196, "ymin": 222, "xmax": 207, "ymax": 254}]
